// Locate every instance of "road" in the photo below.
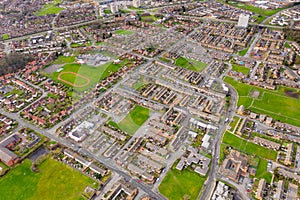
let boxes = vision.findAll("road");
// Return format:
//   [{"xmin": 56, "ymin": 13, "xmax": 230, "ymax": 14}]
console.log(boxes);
[{"xmin": 199, "ymin": 79, "xmax": 238, "ymax": 200}]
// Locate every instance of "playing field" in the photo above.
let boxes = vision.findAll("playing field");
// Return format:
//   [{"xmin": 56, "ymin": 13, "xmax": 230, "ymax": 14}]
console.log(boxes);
[
  {"xmin": 0, "ymin": 158, "xmax": 97, "ymax": 200},
  {"xmin": 222, "ymin": 132, "xmax": 277, "ymax": 161},
  {"xmin": 175, "ymin": 57, "xmax": 207, "ymax": 72},
  {"xmin": 224, "ymin": 76, "xmax": 300, "ymax": 126},
  {"xmin": 118, "ymin": 105, "xmax": 150, "ymax": 135},
  {"xmin": 35, "ymin": 0, "xmax": 64, "ymax": 16},
  {"xmin": 48, "ymin": 59, "xmax": 128, "ymax": 91},
  {"xmin": 159, "ymin": 161, "xmax": 206, "ymax": 200}
]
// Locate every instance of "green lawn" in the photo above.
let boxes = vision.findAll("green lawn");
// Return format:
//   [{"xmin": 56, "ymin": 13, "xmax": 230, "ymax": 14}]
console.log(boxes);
[
  {"xmin": 222, "ymin": 132, "xmax": 277, "ymax": 161},
  {"xmin": 0, "ymin": 158, "xmax": 97, "ymax": 200},
  {"xmin": 224, "ymin": 76, "xmax": 300, "ymax": 126},
  {"xmin": 2, "ymin": 34, "xmax": 9, "ymax": 40},
  {"xmin": 255, "ymin": 158, "xmax": 273, "ymax": 183},
  {"xmin": 48, "ymin": 59, "xmax": 128, "ymax": 91},
  {"xmin": 175, "ymin": 57, "xmax": 207, "ymax": 72},
  {"xmin": 118, "ymin": 105, "xmax": 150, "ymax": 135},
  {"xmin": 238, "ymin": 48, "xmax": 249, "ymax": 56},
  {"xmin": 159, "ymin": 162, "xmax": 206, "ymax": 200},
  {"xmin": 35, "ymin": 0, "xmax": 64, "ymax": 16},
  {"xmin": 115, "ymin": 29, "xmax": 134, "ymax": 35},
  {"xmin": 231, "ymin": 64, "xmax": 250, "ymax": 75},
  {"xmin": 229, "ymin": 116, "xmax": 239, "ymax": 132}
]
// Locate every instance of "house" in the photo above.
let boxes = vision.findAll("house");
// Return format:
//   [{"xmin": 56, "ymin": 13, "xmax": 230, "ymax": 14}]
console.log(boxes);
[
  {"xmin": 0, "ymin": 147, "xmax": 19, "ymax": 166},
  {"xmin": 255, "ymin": 179, "xmax": 266, "ymax": 200}
]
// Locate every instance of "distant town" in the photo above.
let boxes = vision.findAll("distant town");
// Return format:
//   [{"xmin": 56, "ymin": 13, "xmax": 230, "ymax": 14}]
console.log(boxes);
[{"xmin": 0, "ymin": 0, "xmax": 300, "ymax": 200}]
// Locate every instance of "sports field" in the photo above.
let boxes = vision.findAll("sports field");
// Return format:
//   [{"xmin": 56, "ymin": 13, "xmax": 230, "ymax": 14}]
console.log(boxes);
[
  {"xmin": 35, "ymin": 0, "xmax": 64, "ymax": 16},
  {"xmin": 0, "ymin": 158, "xmax": 97, "ymax": 200},
  {"xmin": 159, "ymin": 161, "xmax": 206, "ymax": 200},
  {"xmin": 175, "ymin": 57, "xmax": 207, "ymax": 72},
  {"xmin": 118, "ymin": 105, "xmax": 150, "ymax": 135},
  {"xmin": 222, "ymin": 131, "xmax": 277, "ymax": 161},
  {"xmin": 224, "ymin": 76, "xmax": 300, "ymax": 126},
  {"xmin": 48, "ymin": 59, "xmax": 128, "ymax": 91}
]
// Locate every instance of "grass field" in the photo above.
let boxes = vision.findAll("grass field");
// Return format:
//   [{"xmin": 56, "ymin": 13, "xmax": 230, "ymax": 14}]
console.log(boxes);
[
  {"xmin": 2, "ymin": 34, "xmax": 9, "ymax": 40},
  {"xmin": 48, "ymin": 59, "xmax": 127, "ymax": 91},
  {"xmin": 35, "ymin": 0, "xmax": 64, "ymax": 16},
  {"xmin": 53, "ymin": 56, "xmax": 76, "ymax": 64},
  {"xmin": 0, "ymin": 158, "xmax": 97, "ymax": 200},
  {"xmin": 159, "ymin": 162, "xmax": 206, "ymax": 200},
  {"xmin": 231, "ymin": 64, "xmax": 250, "ymax": 75},
  {"xmin": 222, "ymin": 1, "xmax": 284, "ymax": 16},
  {"xmin": 118, "ymin": 105, "xmax": 150, "ymax": 135},
  {"xmin": 255, "ymin": 158, "xmax": 273, "ymax": 183},
  {"xmin": 115, "ymin": 29, "xmax": 134, "ymax": 35},
  {"xmin": 238, "ymin": 48, "xmax": 249, "ymax": 56},
  {"xmin": 222, "ymin": 132, "xmax": 277, "ymax": 161},
  {"xmin": 175, "ymin": 57, "xmax": 207, "ymax": 72},
  {"xmin": 224, "ymin": 76, "xmax": 300, "ymax": 126}
]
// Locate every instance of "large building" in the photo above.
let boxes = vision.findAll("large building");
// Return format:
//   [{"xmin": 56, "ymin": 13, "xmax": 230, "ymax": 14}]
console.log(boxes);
[
  {"xmin": 133, "ymin": 0, "xmax": 141, "ymax": 8},
  {"xmin": 238, "ymin": 14, "xmax": 250, "ymax": 28}
]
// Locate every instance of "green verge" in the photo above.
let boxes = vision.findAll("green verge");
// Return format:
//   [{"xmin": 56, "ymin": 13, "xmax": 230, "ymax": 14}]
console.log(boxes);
[
  {"xmin": 159, "ymin": 161, "xmax": 206, "ymax": 200},
  {"xmin": 118, "ymin": 105, "xmax": 150, "ymax": 135},
  {"xmin": 0, "ymin": 158, "xmax": 98, "ymax": 200}
]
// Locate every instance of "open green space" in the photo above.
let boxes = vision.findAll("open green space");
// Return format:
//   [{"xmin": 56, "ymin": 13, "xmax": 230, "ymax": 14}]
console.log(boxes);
[
  {"xmin": 224, "ymin": 76, "xmax": 300, "ymax": 126},
  {"xmin": 115, "ymin": 29, "xmax": 134, "ymax": 35},
  {"xmin": 53, "ymin": 56, "xmax": 76, "ymax": 64},
  {"xmin": 175, "ymin": 57, "xmax": 207, "ymax": 72},
  {"xmin": 35, "ymin": 0, "xmax": 64, "ymax": 16},
  {"xmin": 231, "ymin": 64, "xmax": 250, "ymax": 75},
  {"xmin": 118, "ymin": 105, "xmax": 150, "ymax": 135},
  {"xmin": 238, "ymin": 48, "xmax": 249, "ymax": 56},
  {"xmin": 2, "ymin": 34, "xmax": 9, "ymax": 40},
  {"xmin": 255, "ymin": 158, "xmax": 273, "ymax": 183},
  {"xmin": 221, "ymin": 1, "xmax": 285, "ymax": 16},
  {"xmin": 159, "ymin": 161, "xmax": 206, "ymax": 200},
  {"xmin": 222, "ymin": 132, "xmax": 277, "ymax": 161},
  {"xmin": 141, "ymin": 15, "xmax": 159, "ymax": 23},
  {"xmin": 0, "ymin": 158, "xmax": 97, "ymax": 200},
  {"xmin": 48, "ymin": 59, "xmax": 128, "ymax": 91},
  {"xmin": 229, "ymin": 116, "xmax": 239, "ymax": 132}
]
